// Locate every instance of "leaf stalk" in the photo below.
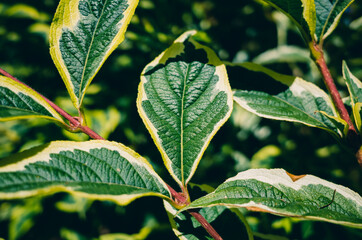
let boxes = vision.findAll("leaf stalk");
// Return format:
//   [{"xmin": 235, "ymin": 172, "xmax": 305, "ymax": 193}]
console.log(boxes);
[{"xmin": 0, "ymin": 67, "xmax": 104, "ymax": 140}]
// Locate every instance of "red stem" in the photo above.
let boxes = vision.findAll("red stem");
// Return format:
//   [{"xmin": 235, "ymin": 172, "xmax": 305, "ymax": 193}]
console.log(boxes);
[
  {"xmin": 188, "ymin": 210, "xmax": 223, "ymax": 240},
  {"xmin": 316, "ymin": 56, "xmax": 354, "ymax": 130},
  {"xmin": 166, "ymin": 184, "xmax": 223, "ymax": 240},
  {"xmin": 311, "ymin": 44, "xmax": 359, "ymax": 145},
  {"xmin": 0, "ymin": 68, "xmax": 104, "ymax": 140}
]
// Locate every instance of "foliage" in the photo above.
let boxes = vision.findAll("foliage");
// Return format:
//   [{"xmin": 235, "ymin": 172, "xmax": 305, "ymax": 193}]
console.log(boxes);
[{"xmin": 0, "ymin": 0, "xmax": 361, "ymax": 239}]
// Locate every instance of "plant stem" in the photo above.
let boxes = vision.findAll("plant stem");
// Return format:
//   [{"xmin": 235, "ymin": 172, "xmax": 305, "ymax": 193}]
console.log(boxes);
[
  {"xmin": 310, "ymin": 43, "xmax": 359, "ymax": 145},
  {"xmin": 188, "ymin": 210, "xmax": 223, "ymax": 240},
  {"xmin": 0, "ymin": 67, "xmax": 104, "ymax": 140},
  {"xmin": 166, "ymin": 184, "xmax": 223, "ymax": 240}
]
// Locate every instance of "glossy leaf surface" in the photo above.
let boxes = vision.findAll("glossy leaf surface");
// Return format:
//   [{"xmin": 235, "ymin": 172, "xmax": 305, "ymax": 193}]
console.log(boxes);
[
  {"xmin": 0, "ymin": 75, "xmax": 65, "ymax": 124},
  {"xmin": 137, "ymin": 31, "xmax": 233, "ymax": 186},
  {"xmin": 232, "ymin": 63, "xmax": 345, "ymax": 138},
  {"xmin": 0, "ymin": 140, "xmax": 171, "ymax": 205},
  {"xmin": 50, "ymin": 0, "xmax": 139, "ymax": 109},
  {"xmin": 182, "ymin": 169, "xmax": 362, "ymax": 228}
]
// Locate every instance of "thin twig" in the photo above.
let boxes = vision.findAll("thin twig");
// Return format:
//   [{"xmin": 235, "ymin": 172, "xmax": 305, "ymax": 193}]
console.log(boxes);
[
  {"xmin": 0, "ymin": 67, "xmax": 104, "ymax": 140},
  {"xmin": 166, "ymin": 184, "xmax": 223, "ymax": 240},
  {"xmin": 311, "ymin": 44, "xmax": 359, "ymax": 148},
  {"xmin": 188, "ymin": 209, "xmax": 223, "ymax": 240}
]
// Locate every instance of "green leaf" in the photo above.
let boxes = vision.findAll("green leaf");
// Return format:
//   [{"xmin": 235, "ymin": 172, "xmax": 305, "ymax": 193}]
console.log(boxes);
[
  {"xmin": 343, "ymin": 61, "xmax": 362, "ymax": 131},
  {"xmin": 0, "ymin": 75, "xmax": 65, "ymax": 125},
  {"xmin": 50, "ymin": 0, "xmax": 139, "ymax": 109},
  {"xmin": 232, "ymin": 62, "xmax": 344, "ymax": 138},
  {"xmin": 0, "ymin": 140, "xmax": 171, "ymax": 205},
  {"xmin": 314, "ymin": 0, "xmax": 354, "ymax": 42},
  {"xmin": 182, "ymin": 169, "xmax": 362, "ymax": 228},
  {"xmin": 137, "ymin": 30, "xmax": 233, "ymax": 187},
  {"xmin": 263, "ymin": 0, "xmax": 354, "ymax": 42},
  {"xmin": 262, "ymin": 0, "xmax": 316, "ymax": 42}
]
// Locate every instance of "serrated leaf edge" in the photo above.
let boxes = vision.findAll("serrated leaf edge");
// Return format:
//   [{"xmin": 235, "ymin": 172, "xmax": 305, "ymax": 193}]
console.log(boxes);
[
  {"xmin": 49, "ymin": 0, "xmax": 139, "ymax": 109},
  {"xmin": 137, "ymin": 30, "xmax": 233, "ymax": 186},
  {"xmin": 232, "ymin": 62, "xmax": 341, "ymax": 137}
]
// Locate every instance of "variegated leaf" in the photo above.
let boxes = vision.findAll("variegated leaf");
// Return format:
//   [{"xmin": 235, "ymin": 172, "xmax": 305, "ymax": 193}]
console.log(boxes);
[
  {"xmin": 261, "ymin": 0, "xmax": 316, "ymax": 42},
  {"xmin": 0, "ymin": 75, "xmax": 65, "ymax": 125},
  {"xmin": 232, "ymin": 62, "xmax": 345, "ymax": 138},
  {"xmin": 137, "ymin": 31, "xmax": 233, "ymax": 187},
  {"xmin": 182, "ymin": 169, "xmax": 362, "ymax": 228},
  {"xmin": 262, "ymin": 0, "xmax": 354, "ymax": 43},
  {"xmin": 0, "ymin": 140, "xmax": 171, "ymax": 205},
  {"xmin": 314, "ymin": 0, "xmax": 355, "ymax": 42},
  {"xmin": 342, "ymin": 61, "xmax": 362, "ymax": 131},
  {"xmin": 50, "ymin": 0, "xmax": 139, "ymax": 109}
]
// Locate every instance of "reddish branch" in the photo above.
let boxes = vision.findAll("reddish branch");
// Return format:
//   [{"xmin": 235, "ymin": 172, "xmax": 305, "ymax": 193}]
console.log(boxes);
[
  {"xmin": 0, "ymin": 67, "xmax": 104, "ymax": 140},
  {"xmin": 188, "ymin": 210, "xmax": 223, "ymax": 240},
  {"xmin": 311, "ymin": 44, "xmax": 360, "ymax": 147}
]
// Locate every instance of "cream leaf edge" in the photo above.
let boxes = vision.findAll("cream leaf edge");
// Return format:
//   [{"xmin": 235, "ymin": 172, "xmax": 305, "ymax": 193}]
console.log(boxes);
[
  {"xmin": 137, "ymin": 30, "xmax": 233, "ymax": 186},
  {"xmin": 0, "ymin": 76, "xmax": 65, "ymax": 123},
  {"xmin": 49, "ymin": 0, "xmax": 139, "ymax": 109},
  {"xmin": 183, "ymin": 168, "xmax": 362, "ymax": 228},
  {"xmin": 0, "ymin": 140, "xmax": 171, "ymax": 205}
]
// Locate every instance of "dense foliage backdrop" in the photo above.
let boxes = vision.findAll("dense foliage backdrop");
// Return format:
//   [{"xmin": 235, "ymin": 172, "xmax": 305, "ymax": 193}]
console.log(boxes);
[{"xmin": 0, "ymin": 0, "xmax": 361, "ymax": 239}]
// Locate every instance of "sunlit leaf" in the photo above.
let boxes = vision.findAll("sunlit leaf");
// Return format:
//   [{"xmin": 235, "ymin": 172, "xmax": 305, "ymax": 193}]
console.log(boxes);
[
  {"xmin": 50, "ymin": 0, "xmax": 139, "ymax": 109},
  {"xmin": 0, "ymin": 75, "xmax": 66, "ymax": 125},
  {"xmin": 182, "ymin": 169, "xmax": 362, "ymax": 228},
  {"xmin": 0, "ymin": 140, "xmax": 171, "ymax": 205},
  {"xmin": 232, "ymin": 62, "xmax": 344, "ymax": 138},
  {"xmin": 137, "ymin": 31, "xmax": 233, "ymax": 186}
]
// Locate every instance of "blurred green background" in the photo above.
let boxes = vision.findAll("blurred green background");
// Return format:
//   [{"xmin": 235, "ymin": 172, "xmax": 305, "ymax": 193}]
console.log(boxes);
[{"xmin": 0, "ymin": 0, "xmax": 361, "ymax": 239}]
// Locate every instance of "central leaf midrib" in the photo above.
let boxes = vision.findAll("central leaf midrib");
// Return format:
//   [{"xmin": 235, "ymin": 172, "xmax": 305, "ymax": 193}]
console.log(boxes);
[
  {"xmin": 78, "ymin": 0, "xmax": 108, "ymax": 102},
  {"xmin": 180, "ymin": 63, "xmax": 191, "ymax": 185}
]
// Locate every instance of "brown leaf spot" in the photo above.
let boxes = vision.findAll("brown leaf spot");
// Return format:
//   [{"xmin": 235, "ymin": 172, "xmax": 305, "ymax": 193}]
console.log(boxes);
[
  {"xmin": 245, "ymin": 206, "xmax": 272, "ymax": 213},
  {"xmin": 286, "ymin": 171, "xmax": 306, "ymax": 182}
]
